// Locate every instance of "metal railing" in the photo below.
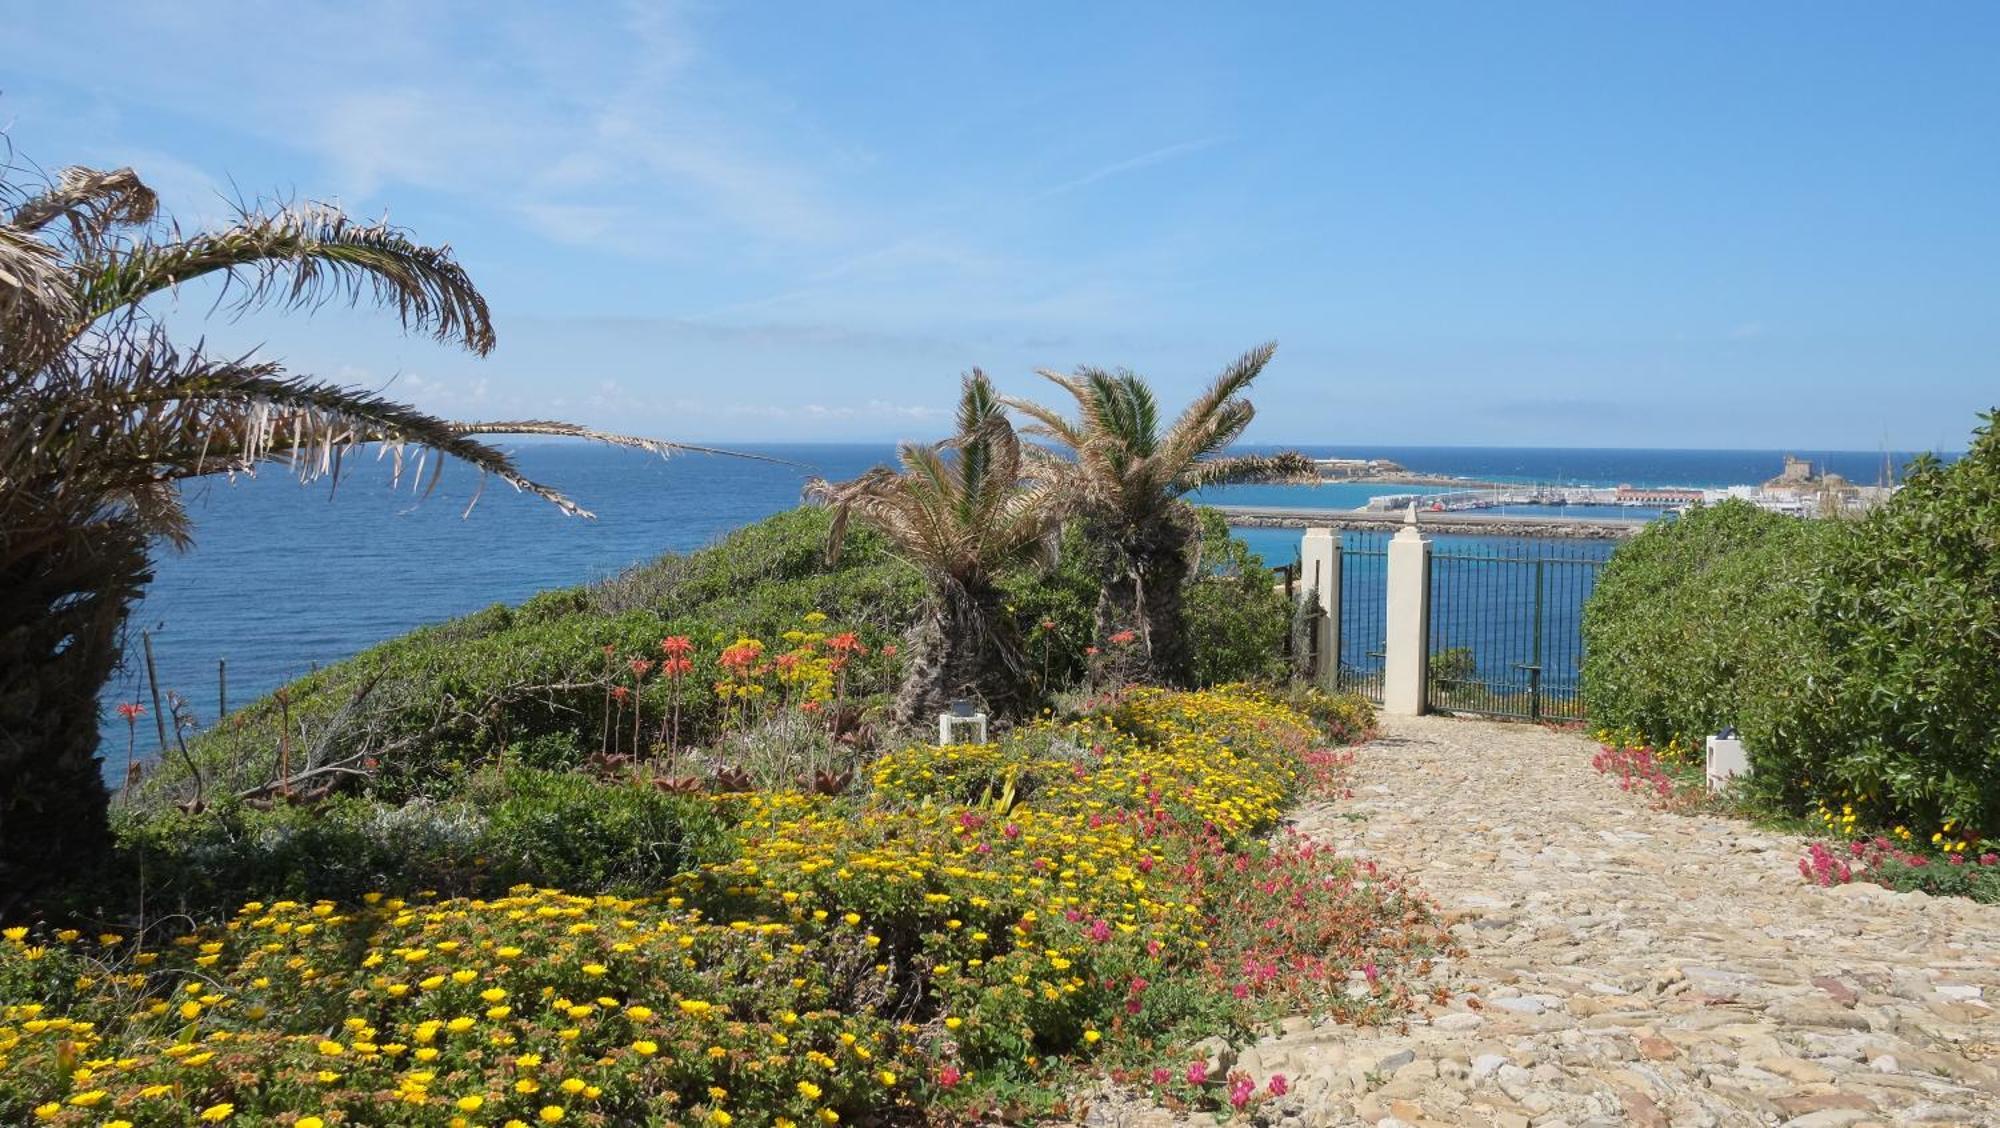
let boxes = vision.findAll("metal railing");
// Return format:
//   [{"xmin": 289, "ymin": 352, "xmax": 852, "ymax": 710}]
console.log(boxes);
[
  {"xmin": 1336, "ymin": 531, "xmax": 1389, "ymax": 703},
  {"xmin": 1422, "ymin": 538, "xmax": 1608, "ymax": 720}
]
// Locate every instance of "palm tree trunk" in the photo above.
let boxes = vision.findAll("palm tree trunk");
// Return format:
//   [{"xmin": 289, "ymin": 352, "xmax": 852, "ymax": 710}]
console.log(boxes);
[
  {"xmin": 893, "ymin": 579, "xmax": 1028, "ymax": 725},
  {"xmin": 0, "ymin": 511, "xmax": 150, "ymax": 912},
  {"xmin": 1094, "ymin": 509, "xmax": 1199, "ymax": 687}
]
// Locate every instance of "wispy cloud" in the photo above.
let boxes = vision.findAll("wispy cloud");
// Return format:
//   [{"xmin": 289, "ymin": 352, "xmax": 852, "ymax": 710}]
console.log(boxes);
[{"xmin": 1032, "ymin": 137, "xmax": 1223, "ymax": 200}]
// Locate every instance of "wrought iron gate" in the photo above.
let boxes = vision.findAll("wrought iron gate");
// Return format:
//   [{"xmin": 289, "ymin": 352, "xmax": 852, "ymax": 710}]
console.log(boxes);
[
  {"xmin": 1422, "ymin": 540, "xmax": 1607, "ymax": 720},
  {"xmin": 1336, "ymin": 531, "xmax": 1389, "ymax": 703}
]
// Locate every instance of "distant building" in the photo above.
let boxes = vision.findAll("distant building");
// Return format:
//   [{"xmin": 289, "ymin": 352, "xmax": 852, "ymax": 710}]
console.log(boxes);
[
  {"xmin": 1770, "ymin": 455, "xmax": 1816, "ymax": 486},
  {"xmin": 1614, "ymin": 485, "xmax": 1704, "ymax": 505}
]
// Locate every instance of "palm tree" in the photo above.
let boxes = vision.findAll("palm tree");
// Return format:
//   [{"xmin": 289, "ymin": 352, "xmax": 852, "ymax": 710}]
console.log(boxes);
[
  {"xmin": 808, "ymin": 372, "xmax": 1060, "ymax": 723},
  {"xmin": 1006, "ymin": 342, "xmax": 1315, "ymax": 686},
  {"xmin": 0, "ymin": 159, "xmax": 746, "ymax": 907}
]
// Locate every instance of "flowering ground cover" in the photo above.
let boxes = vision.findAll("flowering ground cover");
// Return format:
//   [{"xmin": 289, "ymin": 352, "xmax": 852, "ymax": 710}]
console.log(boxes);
[{"xmin": 1, "ymin": 687, "xmax": 1443, "ymax": 1126}]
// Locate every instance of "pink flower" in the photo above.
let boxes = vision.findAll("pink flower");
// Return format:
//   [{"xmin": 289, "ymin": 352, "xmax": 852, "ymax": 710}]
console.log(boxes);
[
  {"xmin": 1267, "ymin": 1074, "xmax": 1289, "ymax": 1097},
  {"xmin": 1229, "ymin": 1077, "xmax": 1255, "ymax": 1109},
  {"xmin": 1185, "ymin": 1061, "xmax": 1208, "ymax": 1086},
  {"xmin": 1151, "ymin": 1068, "xmax": 1171, "ymax": 1087},
  {"xmin": 1003, "ymin": 823, "xmax": 1021, "ymax": 840},
  {"xmin": 116, "ymin": 702, "xmax": 145, "ymax": 721},
  {"xmin": 937, "ymin": 1065, "xmax": 962, "ymax": 1088},
  {"xmin": 1087, "ymin": 919, "xmax": 1112, "ymax": 943}
]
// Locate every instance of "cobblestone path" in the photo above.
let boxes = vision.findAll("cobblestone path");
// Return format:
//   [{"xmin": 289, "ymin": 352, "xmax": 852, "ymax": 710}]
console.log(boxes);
[{"xmin": 1087, "ymin": 715, "xmax": 2000, "ymax": 1128}]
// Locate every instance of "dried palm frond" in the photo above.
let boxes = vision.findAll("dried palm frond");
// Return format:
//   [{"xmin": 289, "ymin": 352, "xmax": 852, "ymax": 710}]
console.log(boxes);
[{"xmin": 11, "ymin": 166, "xmax": 159, "ymax": 241}]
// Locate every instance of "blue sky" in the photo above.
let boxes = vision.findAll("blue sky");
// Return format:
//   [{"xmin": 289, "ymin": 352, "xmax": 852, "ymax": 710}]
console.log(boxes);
[{"xmin": 4, "ymin": 1, "xmax": 1996, "ymax": 449}]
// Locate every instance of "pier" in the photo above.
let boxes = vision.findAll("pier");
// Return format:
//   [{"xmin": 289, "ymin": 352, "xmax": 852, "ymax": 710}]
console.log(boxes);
[{"xmin": 1216, "ymin": 504, "xmax": 1647, "ymax": 539}]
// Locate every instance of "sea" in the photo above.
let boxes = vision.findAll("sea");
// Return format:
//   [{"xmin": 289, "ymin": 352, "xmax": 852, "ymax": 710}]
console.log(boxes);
[{"xmin": 99, "ymin": 444, "xmax": 1932, "ymax": 776}]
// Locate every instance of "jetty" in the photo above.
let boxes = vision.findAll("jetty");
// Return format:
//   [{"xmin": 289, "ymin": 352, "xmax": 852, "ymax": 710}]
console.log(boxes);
[{"xmin": 1217, "ymin": 504, "xmax": 1647, "ymax": 539}]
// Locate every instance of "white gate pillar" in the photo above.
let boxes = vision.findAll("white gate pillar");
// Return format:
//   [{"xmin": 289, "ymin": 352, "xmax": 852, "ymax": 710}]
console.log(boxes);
[
  {"xmin": 1382, "ymin": 507, "xmax": 1431, "ymax": 715},
  {"xmin": 1299, "ymin": 527, "xmax": 1341, "ymax": 690}
]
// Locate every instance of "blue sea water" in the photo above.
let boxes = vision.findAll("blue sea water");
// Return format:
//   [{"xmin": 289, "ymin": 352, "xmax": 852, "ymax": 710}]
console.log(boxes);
[{"xmin": 101, "ymin": 443, "xmax": 1939, "ymax": 776}]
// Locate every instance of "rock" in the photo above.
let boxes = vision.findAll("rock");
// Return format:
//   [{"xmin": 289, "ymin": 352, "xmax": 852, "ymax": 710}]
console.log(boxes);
[
  {"xmin": 1778, "ymin": 1112, "xmax": 1871, "ymax": 1128},
  {"xmin": 1765, "ymin": 999, "xmax": 1874, "ymax": 1031},
  {"xmin": 1775, "ymin": 1092, "xmax": 1877, "ymax": 1117},
  {"xmin": 1370, "ymin": 1049, "xmax": 1416, "ymax": 1075},
  {"xmin": 1433, "ymin": 1011, "xmax": 1485, "ymax": 1031},
  {"xmin": 1636, "ymin": 1035, "xmax": 1679, "ymax": 1061},
  {"xmin": 1191, "ymin": 1035, "xmax": 1236, "ymax": 1076},
  {"xmin": 1812, "ymin": 975, "xmax": 1860, "ymax": 1007},
  {"xmin": 1756, "ymin": 1056, "xmax": 1834, "ymax": 1084},
  {"xmin": 1470, "ymin": 1053, "xmax": 1508, "ymax": 1082}
]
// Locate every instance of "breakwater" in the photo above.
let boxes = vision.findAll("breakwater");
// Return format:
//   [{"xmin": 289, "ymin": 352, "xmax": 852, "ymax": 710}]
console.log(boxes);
[{"xmin": 1218, "ymin": 505, "xmax": 1646, "ymax": 540}]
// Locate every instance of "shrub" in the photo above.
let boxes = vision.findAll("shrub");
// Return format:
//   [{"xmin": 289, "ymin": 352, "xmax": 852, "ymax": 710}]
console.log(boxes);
[
  {"xmin": 1580, "ymin": 499, "xmax": 1843, "ymax": 766},
  {"xmin": 1584, "ymin": 413, "xmax": 2000, "ymax": 840},
  {"xmin": 88, "ymin": 769, "xmax": 735, "ymax": 917},
  {"xmin": 1781, "ymin": 414, "xmax": 2000, "ymax": 834},
  {"xmin": 1184, "ymin": 509, "xmax": 1291, "ymax": 687}
]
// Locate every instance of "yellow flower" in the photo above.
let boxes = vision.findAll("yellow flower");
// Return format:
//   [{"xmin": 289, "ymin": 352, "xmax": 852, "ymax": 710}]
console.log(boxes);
[
  {"xmin": 68, "ymin": 1090, "xmax": 108, "ymax": 1107},
  {"xmin": 1083, "ymin": 1029, "xmax": 1101, "ymax": 1044},
  {"xmin": 633, "ymin": 1039, "xmax": 659, "ymax": 1055},
  {"xmin": 298, "ymin": 1119, "xmax": 326, "ymax": 1128},
  {"xmin": 539, "ymin": 1108, "xmax": 566, "ymax": 1124},
  {"xmin": 797, "ymin": 1081, "xmax": 823, "ymax": 1100},
  {"xmin": 581, "ymin": 963, "xmax": 607, "ymax": 976},
  {"xmin": 712, "ymin": 1113, "xmax": 733, "ymax": 1128},
  {"xmin": 3, "ymin": 926, "xmax": 27, "ymax": 942},
  {"xmin": 318, "ymin": 1039, "xmax": 345, "ymax": 1055},
  {"xmin": 878, "ymin": 1069, "xmax": 898, "ymax": 1086},
  {"xmin": 481, "ymin": 988, "xmax": 508, "ymax": 1003},
  {"xmin": 179, "ymin": 1001, "xmax": 203, "ymax": 1020},
  {"xmin": 457, "ymin": 1096, "xmax": 485, "ymax": 1112},
  {"xmin": 818, "ymin": 1110, "xmax": 840, "ymax": 1125},
  {"xmin": 34, "ymin": 1105, "xmax": 61, "ymax": 1121},
  {"xmin": 560, "ymin": 1078, "xmax": 587, "ymax": 1094},
  {"xmin": 199, "ymin": 1104, "xmax": 235, "ymax": 1122},
  {"xmin": 944, "ymin": 1016, "xmax": 963, "ymax": 1030}
]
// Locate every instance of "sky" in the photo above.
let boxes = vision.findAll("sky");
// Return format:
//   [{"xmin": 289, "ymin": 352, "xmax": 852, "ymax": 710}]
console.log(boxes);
[{"xmin": 3, "ymin": 1, "xmax": 1997, "ymax": 450}]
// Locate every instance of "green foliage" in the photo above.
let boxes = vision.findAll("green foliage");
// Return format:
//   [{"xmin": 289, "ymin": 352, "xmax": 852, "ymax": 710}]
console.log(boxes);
[
  {"xmin": 1581, "ymin": 499, "xmax": 1843, "ymax": 760},
  {"xmin": 1781, "ymin": 412, "xmax": 2000, "ymax": 832},
  {"xmin": 93, "ymin": 768, "xmax": 736, "ymax": 916},
  {"xmin": 145, "ymin": 507, "xmax": 1287, "ymax": 811},
  {"xmin": 1184, "ymin": 508, "xmax": 1291, "ymax": 686},
  {"xmin": 143, "ymin": 509, "xmax": 921, "ymax": 804},
  {"xmin": 1586, "ymin": 416, "xmax": 2000, "ymax": 837}
]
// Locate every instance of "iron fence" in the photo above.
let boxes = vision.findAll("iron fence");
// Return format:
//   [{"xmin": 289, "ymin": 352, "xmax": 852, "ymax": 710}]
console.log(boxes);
[
  {"xmin": 1336, "ymin": 531, "xmax": 1390, "ymax": 703},
  {"xmin": 1423, "ymin": 538, "xmax": 1608, "ymax": 720}
]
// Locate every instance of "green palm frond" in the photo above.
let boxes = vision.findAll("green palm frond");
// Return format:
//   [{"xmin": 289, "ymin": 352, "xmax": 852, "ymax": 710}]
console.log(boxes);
[
  {"xmin": 810, "ymin": 375, "xmax": 1059, "ymax": 586},
  {"xmin": 74, "ymin": 201, "xmax": 496, "ymax": 354}
]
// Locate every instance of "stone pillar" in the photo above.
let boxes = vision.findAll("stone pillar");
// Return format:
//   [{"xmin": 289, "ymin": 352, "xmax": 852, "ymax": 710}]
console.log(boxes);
[
  {"xmin": 1299, "ymin": 527, "xmax": 1341, "ymax": 690},
  {"xmin": 1382, "ymin": 506, "xmax": 1431, "ymax": 715}
]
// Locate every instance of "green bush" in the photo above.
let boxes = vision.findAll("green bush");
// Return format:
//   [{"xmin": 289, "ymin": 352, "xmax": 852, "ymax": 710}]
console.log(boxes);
[
  {"xmin": 1585, "ymin": 414, "xmax": 2000, "ymax": 837},
  {"xmin": 1581, "ymin": 499, "xmax": 1843, "ymax": 758},
  {"xmin": 1184, "ymin": 508, "xmax": 1291, "ymax": 686},
  {"xmin": 87, "ymin": 768, "xmax": 736, "ymax": 918},
  {"xmin": 1777, "ymin": 413, "xmax": 2000, "ymax": 833}
]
